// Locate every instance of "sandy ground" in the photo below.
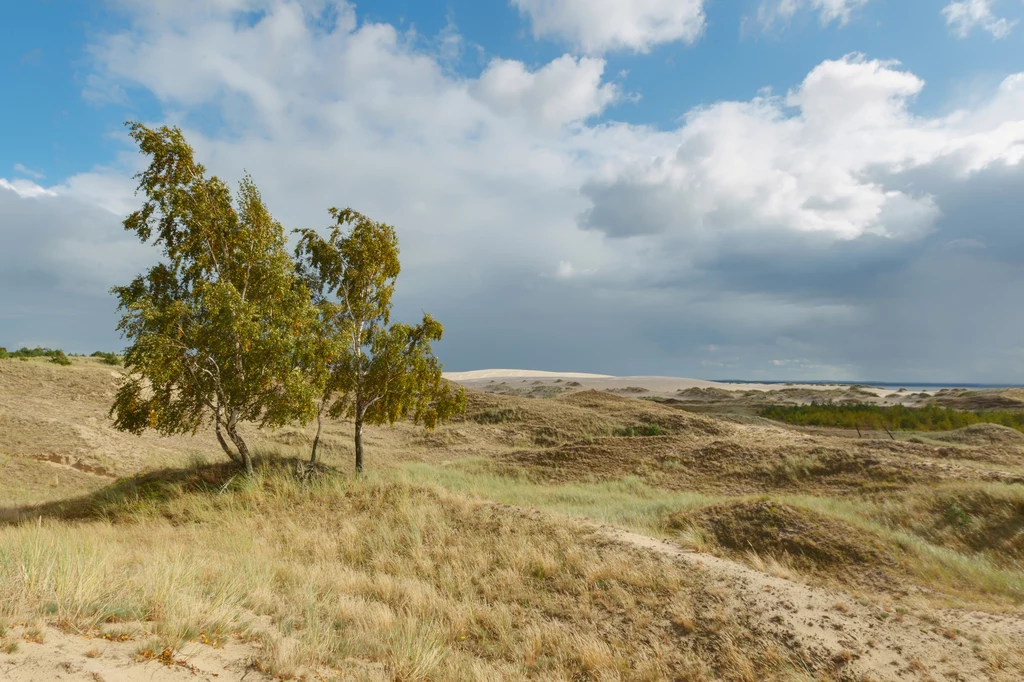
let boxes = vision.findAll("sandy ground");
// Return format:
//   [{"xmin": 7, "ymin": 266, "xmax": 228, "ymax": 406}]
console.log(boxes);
[
  {"xmin": 444, "ymin": 368, "xmax": 900, "ymax": 398},
  {"xmin": 596, "ymin": 525, "xmax": 1024, "ymax": 682},
  {"xmin": 0, "ymin": 624, "xmax": 271, "ymax": 682}
]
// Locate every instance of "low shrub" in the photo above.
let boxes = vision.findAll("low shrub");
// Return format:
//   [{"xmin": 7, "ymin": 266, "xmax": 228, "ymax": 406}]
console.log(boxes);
[
  {"xmin": 90, "ymin": 351, "xmax": 121, "ymax": 366},
  {"xmin": 49, "ymin": 350, "xmax": 72, "ymax": 366}
]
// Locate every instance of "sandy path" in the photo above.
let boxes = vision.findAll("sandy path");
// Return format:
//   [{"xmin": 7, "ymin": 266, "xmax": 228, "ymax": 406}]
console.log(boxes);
[{"xmin": 597, "ymin": 525, "xmax": 1024, "ymax": 682}]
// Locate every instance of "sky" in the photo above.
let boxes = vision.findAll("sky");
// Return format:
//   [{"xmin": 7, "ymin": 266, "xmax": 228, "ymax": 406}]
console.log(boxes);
[{"xmin": 2, "ymin": 0, "xmax": 1024, "ymax": 382}]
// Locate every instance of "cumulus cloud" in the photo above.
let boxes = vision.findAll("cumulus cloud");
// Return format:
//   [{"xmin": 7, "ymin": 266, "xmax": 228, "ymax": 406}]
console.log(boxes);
[
  {"xmin": 511, "ymin": 0, "xmax": 706, "ymax": 54},
  {"xmin": 580, "ymin": 55, "xmax": 1023, "ymax": 254},
  {"xmin": 7, "ymin": 0, "xmax": 1024, "ymax": 380},
  {"xmin": 942, "ymin": 0, "xmax": 1017, "ymax": 39},
  {"xmin": 756, "ymin": 0, "xmax": 870, "ymax": 30},
  {"xmin": 472, "ymin": 55, "xmax": 619, "ymax": 128}
]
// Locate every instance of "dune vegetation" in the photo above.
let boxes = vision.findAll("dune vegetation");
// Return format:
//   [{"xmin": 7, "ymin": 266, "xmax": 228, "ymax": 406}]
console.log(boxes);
[
  {"xmin": 2, "ymin": 356, "xmax": 1024, "ymax": 681},
  {"xmin": 762, "ymin": 403, "xmax": 1024, "ymax": 433}
]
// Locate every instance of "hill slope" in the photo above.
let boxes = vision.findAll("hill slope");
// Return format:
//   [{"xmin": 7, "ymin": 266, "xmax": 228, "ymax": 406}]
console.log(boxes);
[{"xmin": 2, "ymin": 357, "xmax": 1023, "ymax": 681}]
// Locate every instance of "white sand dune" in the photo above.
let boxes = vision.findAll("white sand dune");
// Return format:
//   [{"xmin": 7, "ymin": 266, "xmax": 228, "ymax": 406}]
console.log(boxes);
[
  {"xmin": 443, "ymin": 369, "xmax": 897, "ymax": 397},
  {"xmin": 443, "ymin": 369, "xmax": 614, "ymax": 380}
]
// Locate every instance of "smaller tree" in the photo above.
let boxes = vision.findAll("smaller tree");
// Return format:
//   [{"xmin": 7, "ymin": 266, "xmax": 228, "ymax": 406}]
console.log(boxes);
[{"xmin": 295, "ymin": 208, "xmax": 466, "ymax": 472}]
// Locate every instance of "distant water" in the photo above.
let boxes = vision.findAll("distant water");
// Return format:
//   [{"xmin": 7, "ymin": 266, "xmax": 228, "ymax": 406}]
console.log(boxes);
[{"xmin": 712, "ymin": 380, "xmax": 1024, "ymax": 392}]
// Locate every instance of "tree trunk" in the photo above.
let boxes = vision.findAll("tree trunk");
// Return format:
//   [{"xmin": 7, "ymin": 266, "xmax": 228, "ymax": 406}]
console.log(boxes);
[
  {"xmin": 354, "ymin": 415, "xmax": 364, "ymax": 474},
  {"xmin": 226, "ymin": 413, "xmax": 254, "ymax": 477},
  {"xmin": 309, "ymin": 407, "xmax": 324, "ymax": 466},
  {"xmin": 215, "ymin": 414, "xmax": 242, "ymax": 464}
]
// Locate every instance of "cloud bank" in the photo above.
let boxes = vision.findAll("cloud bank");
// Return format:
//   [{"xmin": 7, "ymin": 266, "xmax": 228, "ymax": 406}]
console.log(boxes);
[{"xmin": 3, "ymin": 0, "xmax": 1024, "ymax": 381}]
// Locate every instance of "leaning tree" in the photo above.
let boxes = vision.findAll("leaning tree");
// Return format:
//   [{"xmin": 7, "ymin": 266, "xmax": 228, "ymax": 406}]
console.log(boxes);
[
  {"xmin": 110, "ymin": 123, "xmax": 316, "ymax": 477},
  {"xmin": 294, "ymin": 208, "xmax": 466, "ymax": 472}
]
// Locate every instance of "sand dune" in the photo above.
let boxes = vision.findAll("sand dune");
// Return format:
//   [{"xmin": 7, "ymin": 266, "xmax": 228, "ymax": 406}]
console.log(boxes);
[
  {"xmin": 443, "ymin": 368, "xmax": 614, "ymax": 380},
  {"xmin": 443, "ymin": 369, "xmax": 892, "ymax": 397}
]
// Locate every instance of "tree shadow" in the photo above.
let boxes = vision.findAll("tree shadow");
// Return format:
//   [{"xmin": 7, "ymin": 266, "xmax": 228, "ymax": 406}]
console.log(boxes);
[{"xmin": 0, "ymin": 455, "xmax": 340, "ymax": 526}]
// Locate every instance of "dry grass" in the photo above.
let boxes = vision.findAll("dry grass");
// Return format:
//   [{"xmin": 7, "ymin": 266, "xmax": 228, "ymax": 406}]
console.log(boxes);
[
  {"xmin": 3, "ymin": 359, "xmax": 1023, "ymax": 679},
  {"xmin": 0, "ymin": 463, "xmax": 819, "ymax": 680}
]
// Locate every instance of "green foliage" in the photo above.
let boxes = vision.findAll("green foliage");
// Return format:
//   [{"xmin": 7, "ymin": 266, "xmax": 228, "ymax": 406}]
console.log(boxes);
[
  {"xmin": 110, "ymin": 122, "xmax": 316, "ymax": 476},
  {"xmin": 943, "ymin": 499, "xmax": 971, "ymax": 528},
  {"xmin": 295, "ymin": 208, "xmax": 466, "ymax": 471},
  {"xmin": 1, "ymin": 346, "xmax": 71, "ymax": 362},
  {"xmin": 90, "ymin": 351, "xmax": 122, "ymax": 366},
  {"xmin": 613, "ymin": 424, "xmax": 664, "ymax": 437},
  {"xmin": 762, "ymin": 403, "xmax": 1024, "ymax": 432},
  {"xmin": 49, "ymin": 350, "xmax": 72, "ymax": 366}
]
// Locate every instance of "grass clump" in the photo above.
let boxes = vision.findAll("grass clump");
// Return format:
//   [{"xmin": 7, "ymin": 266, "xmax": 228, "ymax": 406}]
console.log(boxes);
[
  {"xmin": 866, "ymin": 482, "xmax": 1024, "ymax": 565},
  {"xmin": 613, "ymin": 424, "xmax": 664, "ymax": 437},
  {"xmin": 472, "ymin": 407, "xmax": 525, "ymax": 424},
  {"xmin": 668, "ymin": 500, "xmax": 894, "ymax": 573}
]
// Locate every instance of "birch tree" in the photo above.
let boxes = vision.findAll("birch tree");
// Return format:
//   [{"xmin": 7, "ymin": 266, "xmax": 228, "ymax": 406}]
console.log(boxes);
[
  {"xmin": 295, "ymin": 208, "xmax": 466, "ymax": 472},
  {"xmin": 110, "ymin": 123, "xmax": 316, "ymax": 477}
]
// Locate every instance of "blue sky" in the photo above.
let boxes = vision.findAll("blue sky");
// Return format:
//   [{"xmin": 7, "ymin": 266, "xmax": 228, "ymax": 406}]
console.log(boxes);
[{"xmin": 3, "ymin": 0, "xmax": 1024, "ymax": 381}]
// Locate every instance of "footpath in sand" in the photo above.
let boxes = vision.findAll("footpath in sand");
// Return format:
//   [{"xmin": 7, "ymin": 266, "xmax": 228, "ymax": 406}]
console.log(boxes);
[{"xmin": 597, "ymin": 523, "xmax": 1024, "ymax": 682}]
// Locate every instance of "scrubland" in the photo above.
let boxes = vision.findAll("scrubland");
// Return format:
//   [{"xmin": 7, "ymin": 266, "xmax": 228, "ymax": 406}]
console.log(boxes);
[{"xmin": 1, "ymin": 357, "xmax": 1023, "ymax": 681}]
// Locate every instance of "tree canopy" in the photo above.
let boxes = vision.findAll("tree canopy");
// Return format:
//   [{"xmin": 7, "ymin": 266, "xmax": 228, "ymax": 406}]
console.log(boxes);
[
  {"xmin": 111, "ymin": 122, "xmax": 316, "ymax": 477},
  {"xmin": 295, "ymin": 208, "xmax": 466, "ymax": 472}
]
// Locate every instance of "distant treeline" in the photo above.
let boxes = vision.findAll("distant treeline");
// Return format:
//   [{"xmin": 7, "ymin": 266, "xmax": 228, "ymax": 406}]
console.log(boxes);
[
  {"xmin": 761, "ymin": 403, "xmax": 1024, "ymax": 432},
  {"xmin": 0, "ymin": 347, "xmax": 120, "ymax": 365}
]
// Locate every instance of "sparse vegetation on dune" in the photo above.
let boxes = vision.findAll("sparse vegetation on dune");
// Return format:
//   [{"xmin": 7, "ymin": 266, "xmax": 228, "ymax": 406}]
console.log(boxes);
[
  {"xmin": 0, "ymin": 346, "xmax": 74, "ymax": 364},
  {"xmin": 2, "ymin": 461, "xmax": 828, "ymax": 681},
  {"xmin": 763, "ymin": 402, "xmax": 1024, "ymax": 433},
  {"xmin": 2, "ymin": 361, "xmax": 1024, "ymax": 679}
]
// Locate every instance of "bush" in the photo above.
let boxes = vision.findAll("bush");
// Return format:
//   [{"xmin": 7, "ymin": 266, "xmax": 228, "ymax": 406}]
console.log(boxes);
[
  {"xmin": 49, "ymin": 350, "xmax": 72, "ymax": 366},
  {"xmin": 3, "ymin": 346, "xmax": 75, "ymax": 362},
  {"xmin": 90, "ymin": 351, "xmax": 121, "ymax": 366},
  {"xmin": 613, "ymin": 424, "xmax": 664, "ymax": 437},
  {"xmin": 761, "ymin": 403, "xmax": 1024, "ymax": 433}
]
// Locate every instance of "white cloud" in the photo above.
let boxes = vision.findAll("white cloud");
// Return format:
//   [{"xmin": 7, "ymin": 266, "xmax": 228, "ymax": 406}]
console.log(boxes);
[
  {"xmin": 942, "ymin": 0, "xmax": 1017, "ymax": 39},
  {"xmin": 756, "ymin": 0, "xmax": 870, "ymax": 30},
  {"xmin": 581, "ymin": 55, "xmax": 1024, "ymax": 257},
  {"xmin": 472, "ymin": 55, "xmax": 619, "ymax": 128},
  {"xmin": 0, "ymin": 178, "xmax": 56, "ymax": 199},
  {"xmin": 555, "ymin": 260, "xmax": 574, "ymax": 278},
  {"xmin": 511, "ymin": 0, "xmax": 706, "ymax": 54},
  {"xmin": 13, "ymin": 163, "xmax": 45, "ymax": 180}
]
